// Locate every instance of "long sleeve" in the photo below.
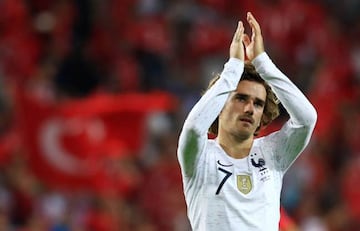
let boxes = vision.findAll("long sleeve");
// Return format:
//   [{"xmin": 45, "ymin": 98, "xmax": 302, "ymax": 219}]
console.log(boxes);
[
  {"xmin": 252, "ymin": 53, "xmax": 317, "ymax": 171},
  {"xmin": 177, "ymin": 58, "xmax": 244, "ymax": 177}
]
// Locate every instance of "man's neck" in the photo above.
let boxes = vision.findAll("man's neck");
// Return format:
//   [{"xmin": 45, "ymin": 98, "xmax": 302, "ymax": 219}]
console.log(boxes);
[{"xmin": 217, "ymin": 132, "xmax": 254, "ymax": 159}]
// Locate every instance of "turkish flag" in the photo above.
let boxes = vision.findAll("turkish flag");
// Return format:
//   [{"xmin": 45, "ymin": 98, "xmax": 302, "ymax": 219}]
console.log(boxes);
[{"xmin": 15, "ymin": 90, "xmax": 176, "ymax": 190}]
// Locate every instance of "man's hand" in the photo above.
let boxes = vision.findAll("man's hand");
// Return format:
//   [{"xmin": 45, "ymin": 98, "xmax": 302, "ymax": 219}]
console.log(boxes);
[
  {"xmin": 229, "ymin": 21, "xmax": 245, "ymax": 61},
  {"xmin": 242, "ymin": 12, "xmax": 264, "ymax": 61}
]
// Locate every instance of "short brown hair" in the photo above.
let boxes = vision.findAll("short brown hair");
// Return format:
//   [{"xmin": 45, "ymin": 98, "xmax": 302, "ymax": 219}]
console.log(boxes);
[{"xmin": 206, "ymin": 63, "xmax": 279, "ymax": 136}]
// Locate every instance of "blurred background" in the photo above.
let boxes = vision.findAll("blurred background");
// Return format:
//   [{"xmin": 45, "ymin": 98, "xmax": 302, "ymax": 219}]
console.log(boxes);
[{"xmin": 0, "ymin": 0, "xmax": 360, "ymax": 230}]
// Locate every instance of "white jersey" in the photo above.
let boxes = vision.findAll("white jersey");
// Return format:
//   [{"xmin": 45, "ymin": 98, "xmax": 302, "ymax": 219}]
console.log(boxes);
[{"xmin": 177, "ymin": 53, "xmax": 317, "ymax": 231}]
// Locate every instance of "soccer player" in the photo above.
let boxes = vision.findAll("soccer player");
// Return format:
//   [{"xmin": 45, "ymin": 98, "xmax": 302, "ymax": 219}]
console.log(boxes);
[{"xmin": 177, "ymin": 12, "xmax": 317, "ymax": 231}]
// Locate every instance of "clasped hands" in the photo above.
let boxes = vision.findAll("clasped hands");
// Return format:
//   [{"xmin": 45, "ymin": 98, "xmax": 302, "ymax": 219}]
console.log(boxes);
[{"xmin": 230, "ymin": 12, "xmax": 264, "ymax": 62}]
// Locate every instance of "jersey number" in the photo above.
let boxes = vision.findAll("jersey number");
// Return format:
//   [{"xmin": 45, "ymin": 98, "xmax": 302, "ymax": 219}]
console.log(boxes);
[{"xmin": 216, "ymin": 167, "xmax": 232, "ymax": 195}]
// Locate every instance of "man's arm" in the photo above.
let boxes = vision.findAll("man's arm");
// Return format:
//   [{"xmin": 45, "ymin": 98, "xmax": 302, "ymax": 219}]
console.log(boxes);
[
  {"xmin": 253, "ymin": 53, "xmax": 317, "ymax": 127},
  {"xmin": 177, "ymin": 59, "xmax": 244, "ymax": 177},
  {"xmin": 177, "ymin": 21, "xmax": 245, "ymax": 178},
  {"xmin": 243, "ymin": 12, "xmax": 317, "ymax": 171},
  {"xmin": 253, "ymin": 52, "xmax": 317, "ymax": 170}
]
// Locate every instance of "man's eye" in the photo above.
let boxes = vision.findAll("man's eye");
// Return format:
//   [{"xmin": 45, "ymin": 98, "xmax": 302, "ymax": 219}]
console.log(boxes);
[{"xmin": 254, "ymin": 101, "xmax": 264, "ymax": 107}]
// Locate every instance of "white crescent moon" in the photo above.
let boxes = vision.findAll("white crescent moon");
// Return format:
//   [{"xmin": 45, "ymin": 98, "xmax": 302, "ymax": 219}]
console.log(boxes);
[{"xmin": 38, "ymin": 118, "xmax": 104, "ymax": 175}]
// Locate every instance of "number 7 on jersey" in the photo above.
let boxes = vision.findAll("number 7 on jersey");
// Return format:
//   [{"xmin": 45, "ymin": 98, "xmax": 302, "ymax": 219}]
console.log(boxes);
[{"xmin": 216, "ymin": 167, "xmax": 232, "ymax": 195}]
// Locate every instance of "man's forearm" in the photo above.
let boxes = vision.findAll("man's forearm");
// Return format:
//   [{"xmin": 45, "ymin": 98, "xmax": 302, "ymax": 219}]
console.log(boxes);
[
  {"xmin": 252, "ymin": 52, "xmax": 317, "ymax": 127},
  {"xmin": 183, "ymin": 58, "xmax": 244, "ymax": 134}
]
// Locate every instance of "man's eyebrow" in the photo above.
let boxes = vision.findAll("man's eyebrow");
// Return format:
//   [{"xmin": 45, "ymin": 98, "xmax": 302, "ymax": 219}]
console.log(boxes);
[
  {"xmin": 234, "ymin": 93, "xmax": 248, "ymax": 97},
  {"xmin": 255, "ymin": 98, "xmax": 265, "ymax": 105}
]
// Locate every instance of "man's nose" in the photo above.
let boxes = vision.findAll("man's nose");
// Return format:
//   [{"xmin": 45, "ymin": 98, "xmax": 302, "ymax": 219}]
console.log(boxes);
[{"xmin": 244, "ymin": 101, "xmax": 254, "ymax": 114}]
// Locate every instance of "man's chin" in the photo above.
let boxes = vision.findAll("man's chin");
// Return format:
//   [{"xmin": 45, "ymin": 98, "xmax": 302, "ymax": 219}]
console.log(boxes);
[{"xmin": 234, "ymin": 130, "xmax": 253, "ymax": 140}]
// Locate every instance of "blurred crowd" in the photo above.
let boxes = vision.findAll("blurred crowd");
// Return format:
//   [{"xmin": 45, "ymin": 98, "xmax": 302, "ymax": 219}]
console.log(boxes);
[{"xmin": 0, "ymin": 0, "xmax": 360, "ymax": 230}]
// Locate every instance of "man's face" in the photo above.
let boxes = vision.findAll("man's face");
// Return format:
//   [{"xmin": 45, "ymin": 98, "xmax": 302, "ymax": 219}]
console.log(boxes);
[{"xmin": 219, "ymin": 80, "xmax": 266, "ymax": 139}]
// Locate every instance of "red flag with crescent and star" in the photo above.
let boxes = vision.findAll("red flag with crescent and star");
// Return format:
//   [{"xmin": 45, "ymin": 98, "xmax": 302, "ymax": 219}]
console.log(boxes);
[{"xmin": 15, "ymin": 90, "xmax": 176, "ymax": 191}]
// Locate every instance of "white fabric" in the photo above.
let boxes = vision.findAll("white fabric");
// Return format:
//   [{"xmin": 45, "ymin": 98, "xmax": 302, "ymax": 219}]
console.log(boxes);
[{"xmin": 177, "ymin": 52, "xmax": 317, "ymax": 231}]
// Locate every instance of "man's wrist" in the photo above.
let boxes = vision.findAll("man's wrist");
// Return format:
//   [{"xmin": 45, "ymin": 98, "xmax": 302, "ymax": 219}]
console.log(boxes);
[{"xmin": 251, "ymin": 52, "xmax": 268, "ymax": 67}]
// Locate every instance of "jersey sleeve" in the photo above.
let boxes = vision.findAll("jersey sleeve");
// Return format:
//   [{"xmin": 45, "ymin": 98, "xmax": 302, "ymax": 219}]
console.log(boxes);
[
  {"xmin": 252, "ymin": 53, "xmax": 317, "ymax": 172},
  {"xmin": 177, "ymin": 58, "xmax": 244, "ymax": 178}
]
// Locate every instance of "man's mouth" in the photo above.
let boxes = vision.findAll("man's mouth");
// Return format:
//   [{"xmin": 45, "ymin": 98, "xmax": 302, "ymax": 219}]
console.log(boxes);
[{"xmin": 239, "ymin": 117, "xmax": 254, "ymax": 124}]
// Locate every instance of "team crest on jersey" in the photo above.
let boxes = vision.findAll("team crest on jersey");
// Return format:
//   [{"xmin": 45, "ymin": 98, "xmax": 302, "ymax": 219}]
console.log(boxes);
[
  {"xmin": 250, "ymin": 152, "xmax": 270, "ymax": 182},
  {"xmin": 237, "ymin": 175, "xmax": 252, "ymax": 194}
]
